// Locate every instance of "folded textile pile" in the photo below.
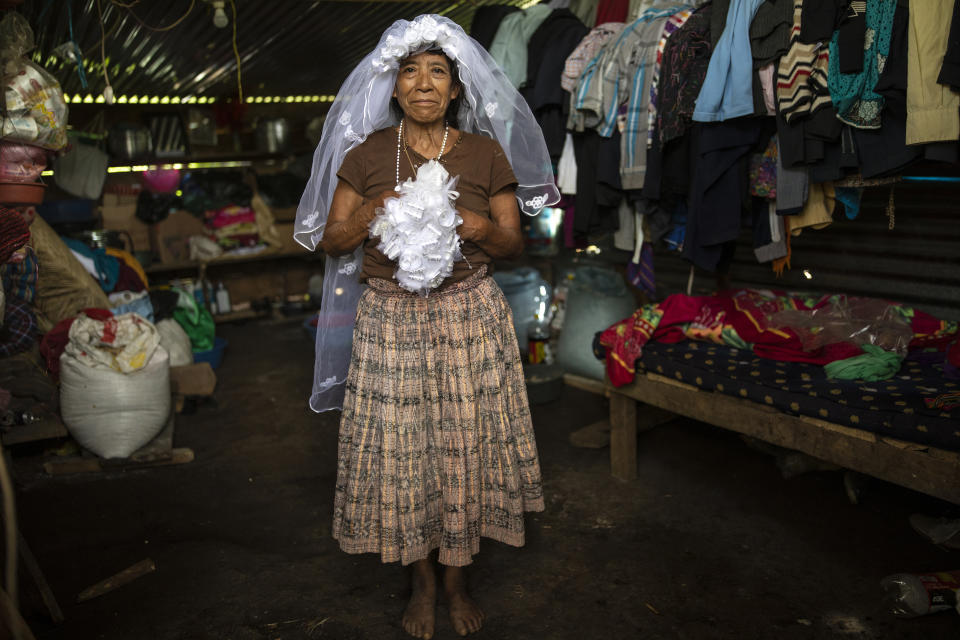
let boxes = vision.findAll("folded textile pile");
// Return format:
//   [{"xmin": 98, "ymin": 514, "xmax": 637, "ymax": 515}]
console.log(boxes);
[
  {"xmin": 205, "ymin": 205, "xmax": 260, "ymax": 248},
  {"xmin": 596, "ymin": 289, "xmax": 960, "ymax": 386},
  {"xmin": 370, "ymin": 160, "xmax": 463, "ymax": 295}
]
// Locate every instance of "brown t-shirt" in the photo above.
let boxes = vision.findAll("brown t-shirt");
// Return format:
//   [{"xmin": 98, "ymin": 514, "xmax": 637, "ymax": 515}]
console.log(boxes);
[{"xmin": 336, "ymin": 127, "xmax": 518, "ymax": 284}]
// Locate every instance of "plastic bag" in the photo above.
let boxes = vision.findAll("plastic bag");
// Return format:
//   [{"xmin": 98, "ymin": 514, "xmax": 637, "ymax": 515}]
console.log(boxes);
[
  {"xmin": 0, "ymin": 13, "xmax": 68, "ymax": 150},
  {"xmin": 555, "ymin": 266, "xmax": 637, "ymax": 380},
  {"xmin": 109, "ymin": 290, "xmax": 155, "ymax": 323},
  {"xmin": 54, "ymin": 137, "xmax": 109, "ymax": 198},
  {"xmin": 0, "ymin": 141, "xmax": 47, "ymax": 182},
  {"xmin": 156, "ymin": 318, "xmax": 193, "ymax": 367},
  {"xmin": 881, "ymin": 570, "xmax": 960, "ymax": 618},
  {"xmin": 767, "ymin": 297, "xmax": 914, "ymax": 356}
]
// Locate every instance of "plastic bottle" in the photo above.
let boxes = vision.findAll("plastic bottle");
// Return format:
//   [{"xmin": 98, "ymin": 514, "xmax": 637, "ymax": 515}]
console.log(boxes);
[
  {"xmin": 550, "ymin": 273, "xmax": 573, "ymax": 335},
  {"xmin": 527, "ymin": 314, "xmax": 553, "ymax": 365},
  {"xmin": 880, "ymin": 570, "xmax": 960, "ymax": 618},
  {"xmin": 215, "ymin": 282, "xmax": 231, "ymax": 314},
  {"xmin": 191, "ymin": 279, "xmax": 205, "ymax": 309}
]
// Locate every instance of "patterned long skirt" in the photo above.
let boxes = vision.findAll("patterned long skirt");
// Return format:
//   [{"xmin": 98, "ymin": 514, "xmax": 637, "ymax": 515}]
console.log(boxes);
[{"xmin": 332, "ymin": 268, "xmax": 545, "ymax": 566}]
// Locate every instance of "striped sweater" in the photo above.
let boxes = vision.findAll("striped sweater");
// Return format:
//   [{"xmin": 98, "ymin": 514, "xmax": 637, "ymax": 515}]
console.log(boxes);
[{"xmin": 776, "ymin": 1, "xmax": 832, "ymax": 122}]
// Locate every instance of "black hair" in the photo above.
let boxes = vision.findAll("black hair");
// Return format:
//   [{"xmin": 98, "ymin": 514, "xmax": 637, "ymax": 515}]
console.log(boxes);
[{"xmin": 390, "ymin": 49, "xmax": 463, "ymax": 128}]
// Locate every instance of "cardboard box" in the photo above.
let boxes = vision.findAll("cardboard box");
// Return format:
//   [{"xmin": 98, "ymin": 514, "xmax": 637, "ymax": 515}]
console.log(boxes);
[
  {"xmin": 100, "ymin": 191, "xmax": 152, "ymax": 253},
  {"xmin": 149, "ymin": 209, "xmax": 207, "ymax": 264},
  {"xmin": 271, "ymin": 206, "xmax": 298, "ymax": 222}
]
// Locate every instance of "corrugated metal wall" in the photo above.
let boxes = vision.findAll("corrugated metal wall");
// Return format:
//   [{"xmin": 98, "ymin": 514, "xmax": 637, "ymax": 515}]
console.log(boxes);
[{"xmin": 654, "ymin": 177, "xmax": 960, "ymax": 321}]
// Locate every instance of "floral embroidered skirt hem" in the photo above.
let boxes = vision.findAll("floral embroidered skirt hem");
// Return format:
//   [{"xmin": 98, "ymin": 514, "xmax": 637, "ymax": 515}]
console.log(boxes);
[{"xmin": 332, "ymin": 268, "xmax": 545, "ymax": 567}]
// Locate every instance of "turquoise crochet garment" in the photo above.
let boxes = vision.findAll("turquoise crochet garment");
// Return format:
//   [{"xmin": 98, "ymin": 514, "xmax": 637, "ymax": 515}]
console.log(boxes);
[{"xmin": 827, "ymin": 0, "xmax": 897, "ymax": 129}]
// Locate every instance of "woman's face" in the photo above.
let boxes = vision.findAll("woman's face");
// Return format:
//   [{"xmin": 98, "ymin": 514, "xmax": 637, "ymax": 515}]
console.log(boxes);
[{"xmin": 392, "ymin": 51, "xmax": 460, "ymax": 126}]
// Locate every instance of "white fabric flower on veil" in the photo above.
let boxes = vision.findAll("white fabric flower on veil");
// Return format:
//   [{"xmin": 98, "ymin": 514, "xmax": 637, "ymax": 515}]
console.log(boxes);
[{"xmin": 372, "ymin": 15, "xmax": 464, "ymax": 74}]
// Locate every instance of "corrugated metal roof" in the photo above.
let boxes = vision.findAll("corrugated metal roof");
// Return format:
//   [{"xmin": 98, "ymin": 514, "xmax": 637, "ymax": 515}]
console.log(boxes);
[{"xmin": 16, "ymin": 0, "xmax": 530, "ymax": 98}]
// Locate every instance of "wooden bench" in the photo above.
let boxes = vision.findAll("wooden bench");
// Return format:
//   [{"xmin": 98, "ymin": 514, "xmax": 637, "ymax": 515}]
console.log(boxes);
[{"xmin": 605, "ymin": 370, "xmax": 960, "ymax": 506}]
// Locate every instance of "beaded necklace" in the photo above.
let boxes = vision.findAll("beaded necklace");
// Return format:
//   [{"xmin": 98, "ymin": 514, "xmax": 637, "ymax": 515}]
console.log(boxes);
[{"xmin": 394, "ymin": 118, "xmax": 449, "ymax": 190}]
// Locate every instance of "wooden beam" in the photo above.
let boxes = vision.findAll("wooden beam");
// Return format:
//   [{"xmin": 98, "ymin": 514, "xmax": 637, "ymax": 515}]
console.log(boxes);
[
  {"xmin": 17, "ymin": 530, "xmax": 63, "ymax": 624},
  {"xmin": 562, "ymin": 373, "xmax": 610, "ymax": 396},
  {"xmin": 1, "ymin": 417, "xmax": 68, "ymax": 446},
  {"xmin": 43, "ymin": 448, "xmax": 194, "ymax": 476},
  {"xmin": 76, "ymin": 559, "xmax": 156, "ymax": 603},
  {"xmin": 0, "ymin": 586, "xmax": 37, "ymax": 640},
  {"xmin": 609, "ymin": 392, "xmax": 637, "ymax": 481},
  {"xmin": 610, "ymin": 372, "xmax": 960, "ymax": 505}
]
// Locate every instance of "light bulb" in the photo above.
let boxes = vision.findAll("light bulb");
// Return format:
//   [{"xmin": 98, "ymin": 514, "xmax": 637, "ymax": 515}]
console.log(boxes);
[{"xmin": 212, "ymin": 1, "xmax": 228, "ymax": 28}]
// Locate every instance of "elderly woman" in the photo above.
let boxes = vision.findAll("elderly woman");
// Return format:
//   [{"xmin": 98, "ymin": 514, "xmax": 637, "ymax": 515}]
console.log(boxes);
[{"xmin": 295, "ymin": 15, "xmax": 559, "ymax": 639}]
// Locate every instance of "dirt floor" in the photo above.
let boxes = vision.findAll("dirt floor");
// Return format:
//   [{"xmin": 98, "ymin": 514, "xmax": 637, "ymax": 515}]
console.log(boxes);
[{"xmin": 11, "ymin": 316, "xmax": 960, "ymax": 639}]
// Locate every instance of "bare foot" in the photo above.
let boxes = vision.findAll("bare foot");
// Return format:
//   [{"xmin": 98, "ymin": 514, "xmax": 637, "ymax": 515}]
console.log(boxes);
[
  {"xmin": 444, "ymin": 566, "xmax": 484, "ymax": 636},
  {"xmin": 402, "ymin": 559, "xmax": 437, "ymax": 639}
]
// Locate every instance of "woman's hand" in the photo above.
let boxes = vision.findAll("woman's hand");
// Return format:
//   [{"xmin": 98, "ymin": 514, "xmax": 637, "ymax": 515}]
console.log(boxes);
[
  {"xmin": 457, "ymin": 189, "xmax": 523, "ymax": 259},
  {"xmin": 320, "ymin": 183, "xmax": 397, "ymax": 256},
  {"xmin": 456, "ymin": 208, "xmax": 491, "ymax": 244}
]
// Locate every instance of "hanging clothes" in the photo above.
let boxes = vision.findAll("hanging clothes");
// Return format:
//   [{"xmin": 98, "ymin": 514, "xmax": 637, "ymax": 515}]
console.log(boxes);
[
  {"xmin": 595, "ymin": 0, "xmax": 630, "ymax": 25},
  {"xmin": 906, "ymin": 0, "xmax": 960, "ymax": 145},
  {"xmin": 683, "ymin": 119, "xmax": 766, "ymax": 272},
  {"xmin": 568, "ymin": 24, "xmax": 624, "ymax": 132},
  {"xmin": 777, "ymin": 1, "xmax": 833, "ymax": 123},
  {"xmin": 799, "ymin": 0, "xmax": 848, "ymax": 44},
  {"xmin": 750, "ymin": 0, "xmax": 793, "ymax": 67},
  {"xmin": 469, "ymin": 5, "xmax": 520, "ymax": 50},
  {"xmin": 937, "ymin": 0, "xmax": 960, "ymax": 89},
  {"xmin": 775, "ymin": 134, "xmax": 809, "ymax": 215},
  {"xmin": 758, "ymin": 62, "xmax": 777, "ymax": 114},
  {"xmin": 566, "ymin": 22, "xmax": 625, "ymax": 133},
  {"xmin": 852, "ymin": 1, "xmax": 922, "ymax": 177},
  {"xmin": 827, "ymin": 0, "xmax": 897, "ymax": 129},
  {"xmin": 562, "ymin": 22, "xmax": 624, "ymax": 93},
  {"xmin": 557, "ymin": 133, "xmax": 579, "ymax": 194},
  {"xmin": 598, "ymin": 5, "xmax": 690, "ymax": 189},
  {"xmin": 489, "ymin": 5, "xmax": 554, "ymax": 88},
  {"xmin": 524, "ymin": 9, "xmax": 590, "ymax": 160},
  {"xmin": 786, "ymin": 181, "xmax": 836, "ymax": 236},
  {"xmin": 570, "ymin": 0, "xmax": 601, "ymax": 28},
  {"xmin": 648, "ymin": 8, "xmax": 695, "ymax": 149},
  {"xmin": 835, "ymin": 1, "xmax": 866, "ymax": 74},
  {"xmin": 575, "ymin": 13, "xmax": 656, "ymax": 133},
  {"xmin": 627, "ymin": 0, "xmax": 658, "ymax": 21},
  {"xmin": 692, "ymin": 0, "xmax": 766, "ymax": 122},
  {"xmin": 753, "ymin": 200, "xmax": 789, "ymax": 263},
  {"xmin": 657, "ymin": 4, "xmax": 712, "ymax": 145},
  {"xmin": 572, "ymin": 129, "xmax": 624, "ymax": 235}
]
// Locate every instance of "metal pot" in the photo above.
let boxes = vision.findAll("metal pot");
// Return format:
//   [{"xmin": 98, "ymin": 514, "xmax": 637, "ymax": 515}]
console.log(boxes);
[
  {"xmin": 107, "ymin": 124, "xmax": 153, "ymax": 160},
  {"xmin": 69, "ymin": 229, "xmax": 133, "ymax": 251},
  {"xmin": 256, "ymin": 118, "xmax": 290, "ymax": 153}
]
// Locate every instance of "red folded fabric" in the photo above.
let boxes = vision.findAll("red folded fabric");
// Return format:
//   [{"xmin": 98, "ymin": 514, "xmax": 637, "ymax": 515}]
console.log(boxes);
[{"xmin": 39, "ymin": 308, "xmax": 114, "ymax": 380}]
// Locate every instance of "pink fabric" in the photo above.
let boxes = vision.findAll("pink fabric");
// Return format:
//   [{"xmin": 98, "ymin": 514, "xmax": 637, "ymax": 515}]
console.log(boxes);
[{"xmin": 759, "ymin": 62, "xmax": 777, "ymax": 115}]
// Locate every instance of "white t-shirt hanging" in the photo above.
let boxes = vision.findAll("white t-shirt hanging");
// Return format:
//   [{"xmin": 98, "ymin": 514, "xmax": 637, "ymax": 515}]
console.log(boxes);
[{"xmin": 557, "ymin": 133, "xmax": 578, "ymax": 195}]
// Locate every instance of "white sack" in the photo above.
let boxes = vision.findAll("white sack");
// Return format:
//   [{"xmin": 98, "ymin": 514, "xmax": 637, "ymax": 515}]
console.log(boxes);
[{"xmin": 60, "ymin": 345, "xmax": 171, "ymax": 458}]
